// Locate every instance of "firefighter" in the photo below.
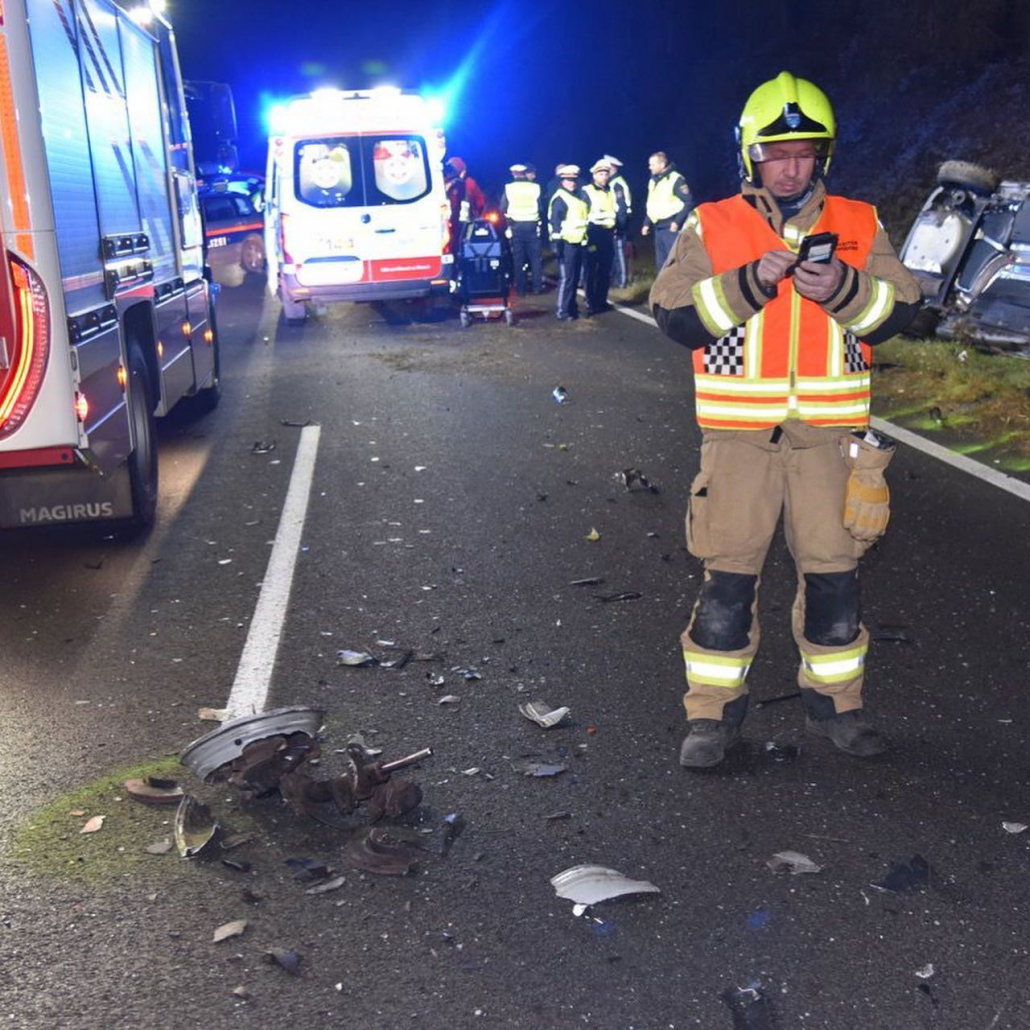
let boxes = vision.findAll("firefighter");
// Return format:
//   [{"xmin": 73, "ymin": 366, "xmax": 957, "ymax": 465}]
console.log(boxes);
[
  {"xmin": 649, "ymin": 71, "xmax": 922, "ymax": 768},
  {"xmin": 500, "ymin": 163, "xmax": 544, "ymax": 295},
  {"xmin": 582, "ymin": 159, "xmax": 622, "ymax": 314},
  {"xmin": 641, "ymin": 151, "xmax": 693, "ymax": 272},
  {"xmin": 548, "ymin": 165, "xmax": 588, "ymax": 321},
  {"xmin": 605, "ymin": 155, "xmax": 633, "ymax": 288}
]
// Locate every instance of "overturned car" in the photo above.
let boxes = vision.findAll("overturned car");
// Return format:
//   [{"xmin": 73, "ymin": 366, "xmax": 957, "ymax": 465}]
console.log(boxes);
[{"xmin": 900, "ymin": 161, "xmax": 1030, "ymax": 353}]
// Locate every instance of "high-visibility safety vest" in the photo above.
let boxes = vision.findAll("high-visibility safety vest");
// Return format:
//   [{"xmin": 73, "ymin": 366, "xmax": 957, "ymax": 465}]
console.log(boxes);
[
  {"xmin": 646, "ymin": 170, "xmax": 686, "ymax": 223},
  {"xmin": 504, "ymin": 180, "xmax": 542, "ymax": 222},
  {"xmin": 549, "ymin": 188, "xmax": 589, "ymax": 244},
  {"xmin": 583, "ymin": 184, "xmax": 617, "ymax": 228},
  {"xmin": 689, "ymin": 194, "xmax": 883, "ymax": 430},
  {"xmin": 611, "ymin": 174, "xmax": 632, "ymax": 216}
]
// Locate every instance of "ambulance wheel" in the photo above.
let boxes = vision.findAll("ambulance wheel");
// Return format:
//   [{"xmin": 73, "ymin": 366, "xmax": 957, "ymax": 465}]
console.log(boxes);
[
  {"xmin": 126, "ymin": 343, "xmax": 158, "ymax": 530},
  {"xmin": 459, "ymin": 310, "xmax": 471, "ymax": 328},
  {"xmin": 504, "ymin": 308, "xmax": 515, "ymax": 327},
  {"xmin": 241, "ymin": 235, "xmax": 266, "ymax": 273}
]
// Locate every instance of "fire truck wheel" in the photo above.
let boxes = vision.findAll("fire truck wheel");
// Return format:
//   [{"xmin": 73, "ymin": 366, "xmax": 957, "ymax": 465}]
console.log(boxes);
[
  {"xmin": 191, "ymin": 304, "xmax": 221, "ymax": 414},
  {"xmin": 126, "ymin": 343, "xmax": 158, "ymax": 529}
]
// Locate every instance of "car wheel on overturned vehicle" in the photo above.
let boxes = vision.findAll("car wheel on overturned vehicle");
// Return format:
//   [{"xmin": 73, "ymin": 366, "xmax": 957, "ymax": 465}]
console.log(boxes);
[
  {"xmin": 937, "ymin": 161, "xmax": 1000, "ymax": 197},
  {"xmin": 240, "ymin": 235, "xmax": 265, "ymax": 273}
]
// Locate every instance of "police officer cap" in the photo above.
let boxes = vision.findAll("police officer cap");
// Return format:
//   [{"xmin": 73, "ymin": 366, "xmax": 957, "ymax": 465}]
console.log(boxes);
[
  {"xmin": 603, "ymin": 154, "xmax": 623, "ymax": 168},
  {"xmin": 557, "ymin": 164, "xmax": 580, "ymax": 178},
  {"xmin": 590, "ymin": 159, "xmax": 612, "ymax": 173},
  {"xmin": 509, "ymin": 163, "xmax": 528, "ymax": 173}
]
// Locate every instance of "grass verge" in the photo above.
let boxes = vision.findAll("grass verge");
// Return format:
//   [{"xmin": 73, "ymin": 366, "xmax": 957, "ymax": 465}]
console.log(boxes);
[{"xmin": 872, "ymin": 338, "xmax": 1030, "ymax": 469}]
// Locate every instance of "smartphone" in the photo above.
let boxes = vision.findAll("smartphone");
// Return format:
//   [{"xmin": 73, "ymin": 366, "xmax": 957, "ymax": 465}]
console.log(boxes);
[{"xmin": 796, "ymin": 231, "xmax": 838, "ymax": 264}]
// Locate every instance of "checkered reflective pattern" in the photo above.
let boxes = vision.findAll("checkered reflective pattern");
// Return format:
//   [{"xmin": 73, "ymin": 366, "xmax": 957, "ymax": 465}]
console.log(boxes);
[
  {"xmin": 704, "ymin": 325, "xmax": 745, "ymax": 375},
  {"xmin": 844, "ymin": 331, "xmax": 868, "ymax": 373}
]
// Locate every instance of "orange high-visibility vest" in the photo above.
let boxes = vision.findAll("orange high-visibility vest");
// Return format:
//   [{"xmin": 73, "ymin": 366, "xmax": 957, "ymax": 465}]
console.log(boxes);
[{"xmin": 691, "ymin": 194, "xmax": 879, "ymax": 430}]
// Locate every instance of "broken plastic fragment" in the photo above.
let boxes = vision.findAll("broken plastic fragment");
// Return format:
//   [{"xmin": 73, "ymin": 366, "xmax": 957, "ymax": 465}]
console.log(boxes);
[
  {"xmin": 427, "ymin": 673, "xmax": 446, "ymax": 687},
  {"xmin": 552, "ymin": 385, "xmax": 568, "ymax": 403},
  {"xmin": 145, "ymin": 839, "xmax": 173, "ymax": 855},
  {"xmin": 766, "ymin": 850, "xmax": 822, "ymax": 875},
  {"xmin": 441, "ymin": 812, "xmax": 466, "ymax": 856},
  {"xmin": 285, "ymin": 857, "xmax": 330, "ymax": 882},
  {"xmin": 221, "ymin": 859, "xmax": 251, "ymax": 873},
  {"xmin": 437, "ymin": 695, "xmax": 461, "ymax": 705},
  {"xmin": 763, "ymin": 741, "xmax": 801, "ymax": 762},
  {"xmin": 80, "ymin": 815, "xmax": 105, "ymax": 834},
  {"xmin": 174, "ymin": 795, "xmax": 217, "ymax": 858},
  {"xmin": 915, "ymin": 963, "xmax": 935, "ymax": 980},
  {"xmin": 251, "ymin": 441, "xmax": 276, "ymax": 454},
  {"xmin": 198, "ymin": 707, "xmax": 233, "ymax": 722},
  {"xmin": 305, "ymin": 875, "xmax": 346, "ymax": 895},
  {"xmin": 213, "ymin": 919, "xmax": 248, "ymax": 943},
  {"xmin": 518, "ymin": 700, "xmax": 571, "ymax": 729},
  {"xmin": 1002, "ymin": 822, "xmax": 1027, "ymax": 834},
  {"xmin": 123, "ymin": 778, "xmax": 185, "ymax": 806},
  {"xmin": 266, "ymin": 948, "xmax": 301, "ymax": 976},
  {"xmin": 569, "ymin": 577, "xmax": 604, "ymax": 587},
  {"xmin": 220, "ymin": 833, "xmax": 255, "ymax": 852},
  {"xmin": 871, "ymin": 854, "xmax": 932, "ymax": 893},
  {"xmin": 336, "ymin": 649, "xmax": 378, "ymax": 667},
  {"xmin": 617, "ymin": 468, "xmax": 658, "ymax": 493},
  {"xmin": 585, "ymin": 528, "xmax": 601, "ymax": 542},
  {"xmin": 550, "ymin": 865, "xmax": 660, "ymax": 907},
  {"xmin": 721, "ymin": 981, "xmax": 773, "ymax": 1030},
  {"xmin": 344, "ymin": 827, "xmax": 421, "ymax": 876},
  {"xmin": 591, "ymin": 591, "xmax": 642, "ymax": 603}
]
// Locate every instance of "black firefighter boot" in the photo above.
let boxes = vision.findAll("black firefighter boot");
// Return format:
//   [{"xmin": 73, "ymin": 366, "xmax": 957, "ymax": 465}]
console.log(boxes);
[
  {"xmin": 802, "ymin": 690, "xmax": 887, "ymax": 757},
  {"xmin": 679, "ymin": 696, "xmax": 749, "ymax": 769}
]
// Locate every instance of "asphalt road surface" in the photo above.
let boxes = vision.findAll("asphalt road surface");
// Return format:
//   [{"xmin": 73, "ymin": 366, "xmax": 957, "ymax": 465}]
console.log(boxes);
[{"xmin": 1, "ymin": 276, "xmax": 1029, "ymax": 1030}]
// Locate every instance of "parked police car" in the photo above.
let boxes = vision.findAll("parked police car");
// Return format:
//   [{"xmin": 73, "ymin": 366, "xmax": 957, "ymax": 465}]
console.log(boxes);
[
  {"xmin": 199, "ymin": 176, "xmax": 266, "ymax": 286},
  {"xmin": 900, "ymin": 161, "xmax": 1030, "ymax": 353}
]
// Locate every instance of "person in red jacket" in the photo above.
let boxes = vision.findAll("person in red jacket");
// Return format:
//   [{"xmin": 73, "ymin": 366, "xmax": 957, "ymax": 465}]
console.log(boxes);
[{"xmin": 444, "ymin": 156, "xmax": 487, "ymax": 253}]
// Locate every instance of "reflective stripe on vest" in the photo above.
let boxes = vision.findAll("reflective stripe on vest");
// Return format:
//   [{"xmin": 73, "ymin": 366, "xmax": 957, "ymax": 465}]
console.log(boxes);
[
  {"xmin": 690, "ymin": 194, "xmax": 880, "ymax": 430},
  {"xmin": 583, "ymin": 184, "xmax": 617, "ymax": 228},
  {"xmin": 549, "ymin": 188, "xmax": 588, "ymax": 243},
  {"xmin": 646, "ymin": 171, "xmax": 685, "ymax": 222},
  {"xmin": 504, "ymin": 180, "xmax": 541, "ymax": 222},
  {"xmin": 611, "ymin": 174, "xmax": 632, "ymax": 214}
]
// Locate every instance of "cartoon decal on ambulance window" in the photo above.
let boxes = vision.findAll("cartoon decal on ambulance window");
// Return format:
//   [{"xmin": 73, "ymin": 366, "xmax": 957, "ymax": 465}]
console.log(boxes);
[
  {"xmin": 372, "ymin": 138, "xmax": 428, "ymax": 202},
  {"xmin": 297, "ymin": 140, "xmax": 355, "ymax": 206}
]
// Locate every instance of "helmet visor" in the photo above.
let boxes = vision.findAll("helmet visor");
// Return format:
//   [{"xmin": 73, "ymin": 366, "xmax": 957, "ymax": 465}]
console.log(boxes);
[{"xmin": 748, "ymin": 140, "xmax": 832, "ymax": 165}]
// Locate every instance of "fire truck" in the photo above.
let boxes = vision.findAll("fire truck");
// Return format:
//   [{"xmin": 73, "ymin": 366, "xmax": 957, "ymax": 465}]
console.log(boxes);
[{"xmin": 0, "ymin": 0, "xmax": 218, "ymax": 529}]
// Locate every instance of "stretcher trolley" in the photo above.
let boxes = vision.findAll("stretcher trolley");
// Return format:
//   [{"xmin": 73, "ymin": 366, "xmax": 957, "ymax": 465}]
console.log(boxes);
[{"xmin": 457, "ymin": 216, "xmax": 514, "ymax": 327}]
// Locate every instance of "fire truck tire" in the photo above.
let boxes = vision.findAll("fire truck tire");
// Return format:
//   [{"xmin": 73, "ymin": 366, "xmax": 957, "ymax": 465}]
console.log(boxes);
[
  {"xmin": 191, "ymin": 304, "xmax": 221, "ymax": 414},
  {"xmin": 126, "ymin": 343, "xmax": 158, "ymax": 529}
]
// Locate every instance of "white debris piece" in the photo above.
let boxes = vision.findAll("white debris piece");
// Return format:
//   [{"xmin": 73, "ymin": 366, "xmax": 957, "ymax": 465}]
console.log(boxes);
[
  {"xmin": 1002, "ymin": 822, "xmax": 1028, "ymax": 834},
  {"xmin": 518, "ymin": 700, "xmax": 571, "ymax": 729},
  {"xmin": 550, "ymin": 865, "xmax": 660, "ymax": 908},
  {"xmin": 915, "ymin": 963, "xmax": 935, "ymax": 980},
  {"xmin": 766, "ymin": 850, "xmax": 822, "ymax": 875}
]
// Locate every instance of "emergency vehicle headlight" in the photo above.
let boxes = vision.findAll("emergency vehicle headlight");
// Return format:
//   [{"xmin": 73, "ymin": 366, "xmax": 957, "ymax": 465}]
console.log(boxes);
[{"xmin": 423, "ymin": 96, "xmax": 446, "ymax": 125}]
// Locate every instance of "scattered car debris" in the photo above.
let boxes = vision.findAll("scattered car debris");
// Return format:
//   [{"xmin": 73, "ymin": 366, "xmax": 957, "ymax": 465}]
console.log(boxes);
[
  {"xmin": 763, "ymin": 741, "xmax": 801, "ymax": 762},
  {"xmin": 123, "ymin": 777, "xmax": 185, "ymax": 806},
  {"xmin": 585, "ymin": 528, "xmax": 601, "ymax": 542},
  {"xmin": 213, "ymin": 919, "xmax": 248, "ymax": 943},
  {"xmin": 380, "ymin": 650, "xmax": 414, "ymax": 671},
  {"xmin": 336, "ymin": 650, "xmax": 378, "ymax": 667},
  {"xmin": 251, "ymin": 441, "xmax": 276, "ymax": 454},
  {"xmin": 305, "ymin": 875, "xmax": 346, "ymax": 895},
  {"xmin": 145, "ymin": 839, "xmax": 173, "ymax": 855},
  {"xmin": 513, "ymin": 759, "xmax": 567, "ymax": 777},
  {"xmin": 345, "ymin": 733, "xmax": 383, "ymax": 758},
  {"xmin": 518, "ymin": 700, "xmax": 571, "ymax": 729},
  {"xmin": 871, "ymin": 854, "xmax": 933, "ymax": 893},
  {"xmin": 441, "ymin": 812, "xmax": 466, "ymax": 856},
  {"xmin": 767, "ymin": 850, "xmax": 822, "ymax": 875},
  {"xmin": 79, "ymin": 815, "xmax": 105, "ymax": 834},
  {"xmin": 1002, "ymin": 822, "xmax": 1027, "ymax": 834},
  {"xmin": 266, "ymin": 948, "xmax": 301, "ymax": 976},
  {"xmin": 285, "ymin": 857, "xmax": 329, "ymax": 882},
  {"xmin": 570, "ymin": 576, "xmax": 604, "ymax": 587},
  {"xmin": 915, "ymin": 963, "xmax": 936, "ymax": 980},
  {"xmin": 232, "ymin": 985, "xmax": 248, "ymax": 999},
  {"xmin": 427, "ymin": 672, "xmax": 446, "ymax": 687},
  {"xmin": 174, "ymin": 795, "xmax": 217, "ymax": 858},
  {"xmin": 591, "ymin": 590, "xmax": 642, "ymax": 603},
  {"xmin": 871, "ymin": 625, "xmax": 911, "ymax": 643},
  {"xmin": 552, "ymin": 385, "xmax": 568, "ymax": 403},
  {"xmin": 721, "ymin": 980, "xmax": 773, "ymax": 1030},
  {"xmin": 220, "ymin": 833, "xmax": 255, "ymax": 852},
  {"xmin": 746, "ymin": 907, "xmax": 771, "ymax": 931},
  {"xmin": 280, "ymin": 419, "xmax": 317, "ymax": 428},
  {"xmin": 617, "ymin": 468, "xmax": 659, "ymax": 493},
  {"xmin": 221, "ymin": 859, "xmax": 251, "ymax": 873},
  {"xmin": 456, "ymin": 667, "xmax": 482, "ymax": 681},
  {"xmin": 437, "ymin": 695, "xmax": 461, "ymax": 706},
  {"xmin": 544, "ymin": 811, "xmax": 572, "ymax": 821},
  {"xmin": 198, "ymin": 707, "xmax": 233, "ymax": 722},
  {"xmin": 755, "ymin": 691, "xmax": 801, "ymax": 709},
  {"xmin": 550, "ymin": 865, "xmax": 660, "ymax": 909},
  {"xmin": 344, "ymin": 826, "xmax": 422, "ymax": 876}
]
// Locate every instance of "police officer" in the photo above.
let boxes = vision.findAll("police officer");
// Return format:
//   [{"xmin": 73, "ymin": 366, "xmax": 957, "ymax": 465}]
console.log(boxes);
[
  {"xmin": 500, "ymin": 163, "xmax": 544, "ymax": 295},
  {"xmin": 650, "ymin": 72, "xmax": 922, "ymax": 768},
  {"xmin": 582, "ymin": 159, "xmax": 621, "ymax": 315},
  {"xmin": 548, "ymin": 165, "xmax": 588, "ymax": 321},
  {"xmin": 642, "ymin": 151, "xmax": 693, "ymax": 272},
  {"xmin": 605, "ymin": 155, "xmax": 632, "ymax": 288}
]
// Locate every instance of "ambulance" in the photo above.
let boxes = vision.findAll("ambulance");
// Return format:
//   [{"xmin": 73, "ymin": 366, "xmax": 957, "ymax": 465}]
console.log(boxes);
[
  {"xmin": 0, "ymin": 0, "xmax": 218, "ymax": 529},
  {"xmin": 264, "ymin": 89, "xmax": 453, "ymax": 323}
]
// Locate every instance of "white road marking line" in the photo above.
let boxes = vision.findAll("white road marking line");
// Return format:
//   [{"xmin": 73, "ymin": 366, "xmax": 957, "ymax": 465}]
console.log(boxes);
[
  {"xmin": 226, "ymin": 424, "xmax": 321, "ymax": 716},
  {"xmin": 617, "ymin": 304, "xmax": 1030, "ymax": 504}
]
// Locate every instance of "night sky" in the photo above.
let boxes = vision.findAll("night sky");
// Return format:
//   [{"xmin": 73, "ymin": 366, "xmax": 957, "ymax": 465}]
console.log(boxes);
[{"xmin": 171, "ymin": 0, "xmax": 1030, "ymax": 214}]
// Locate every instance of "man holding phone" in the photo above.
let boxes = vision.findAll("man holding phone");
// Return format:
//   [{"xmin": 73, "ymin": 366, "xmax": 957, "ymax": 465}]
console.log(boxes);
[{"xmin": 650, "ymin": 72, "xmax": 921, "ymax": 769}]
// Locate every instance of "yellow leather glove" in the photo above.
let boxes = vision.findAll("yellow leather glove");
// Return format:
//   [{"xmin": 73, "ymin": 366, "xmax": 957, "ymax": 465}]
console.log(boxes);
[{"xmin": 841, "ymin": 432, "xmax": 895, "ymax": 542}]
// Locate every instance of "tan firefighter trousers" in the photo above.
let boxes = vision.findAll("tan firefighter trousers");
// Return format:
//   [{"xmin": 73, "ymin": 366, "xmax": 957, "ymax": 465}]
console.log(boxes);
[{"xmin": 681, "ymin": 421, "xmax": 874, "ymax": 721}]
